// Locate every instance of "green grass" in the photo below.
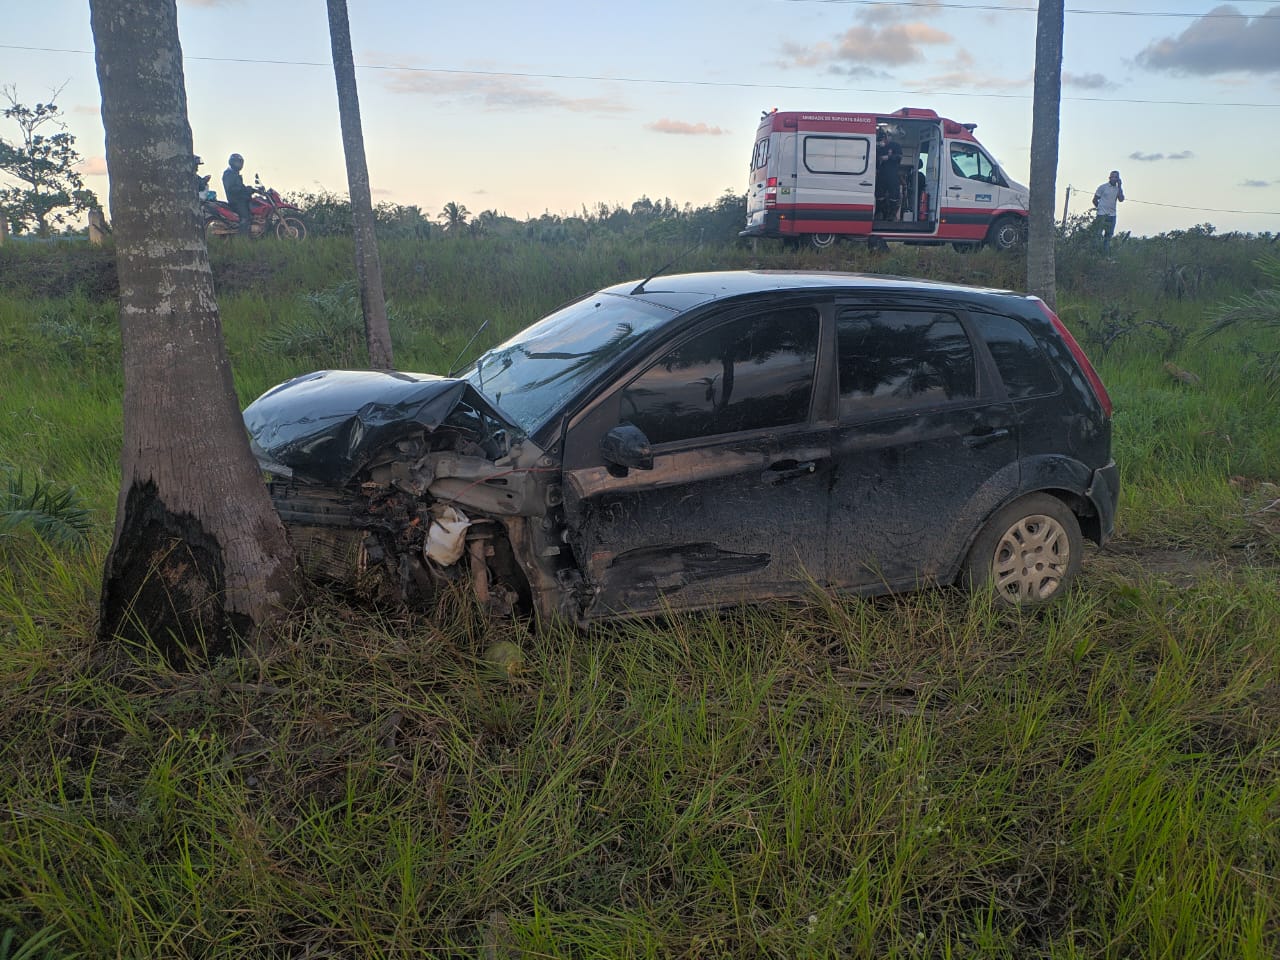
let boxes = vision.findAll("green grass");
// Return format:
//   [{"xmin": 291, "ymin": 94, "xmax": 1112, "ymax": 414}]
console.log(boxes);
[{"xmin": 0, "ymin": 232, "xmax": 1277, "ymax": 957}]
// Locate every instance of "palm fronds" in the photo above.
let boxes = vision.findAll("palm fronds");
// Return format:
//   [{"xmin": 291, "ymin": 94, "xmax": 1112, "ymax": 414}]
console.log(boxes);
[
  {"xmin": 1201, "ymin": 254, "xmax": 1280, "ymax": 337},
  {"xmin": 0, "ymin": 466, "xmax": 92, "ymax": 547}
]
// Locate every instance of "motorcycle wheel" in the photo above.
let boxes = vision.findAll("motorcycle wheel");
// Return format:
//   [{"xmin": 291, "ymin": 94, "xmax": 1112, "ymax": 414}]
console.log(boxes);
[
  {"xmin": 276, "ymin": 216, "xmax": 307, "ymax": 240},
  {"xmin": 203, "ymin": 217, "xmax": 226, "ymax": 238}
]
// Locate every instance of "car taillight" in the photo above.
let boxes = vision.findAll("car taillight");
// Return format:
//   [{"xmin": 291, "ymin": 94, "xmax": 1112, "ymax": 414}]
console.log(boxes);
[
  {"xmin": 1035, "ymin": 298, "xmax": 1113, "ymax": 419},
  {"xmin": 765, "ymin": 175, "xmax": 777, "ymax": 208}
]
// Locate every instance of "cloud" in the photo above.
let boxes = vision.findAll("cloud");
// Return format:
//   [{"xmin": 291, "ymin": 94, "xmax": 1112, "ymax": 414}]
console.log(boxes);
[
  {"xmin": 1062, "ymin": 71, "xmax": 1115, "ymax": 90},
  {"xmin": 857, "ymin": 0, "xmax": 944, "ymax": 25},
  {"xmin": 779, "ymin": 21, "xmax": 952, "ymax": 70},
  {"xmin": 921, "ymin": 52, "xmax": 1027, "ymax": 92},
  {"xmin": 1136, "ymin": 4, "xmax": 1280, "ymax": 75},
  {"xmin": 1128, "ymin": 150, "xmax": 1195, "ymax": 162},
  {"xmin": 646, "ymin": 119, "xmax": 727, "ymax": 136},
  {"xmin": 1240, "ymin": 179, "xmax": 1273, "ymax": 187},
  {"xmin": 77, "ymin": 155, "xmax": 108, "ymax": 175},
  {"xmin": 382, "ymin": 70, "xmax": 628, "ymax": 114},
  {"xmin": 920, "ymin": 69, "xmax": 1027, "ymax": 91}
]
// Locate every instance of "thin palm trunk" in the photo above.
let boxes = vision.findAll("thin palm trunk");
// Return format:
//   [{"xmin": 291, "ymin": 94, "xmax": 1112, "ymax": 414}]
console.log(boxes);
[
  {"xmin": 1027, "ymin": 0, "xmax": 1064, "ymax": 309},
  {"xmin": 326, "ymin": 0, "xmax": 393, "ymax": 370},
  {"xmin": 90, "ymin": 0, "xmax": 298, "ymax": 666}
]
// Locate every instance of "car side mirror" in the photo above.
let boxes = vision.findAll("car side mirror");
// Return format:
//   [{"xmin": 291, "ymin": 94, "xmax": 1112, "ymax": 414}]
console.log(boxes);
[{"xmin": 600, "ymin": 422, "xmax": 653, "ymax": 474}]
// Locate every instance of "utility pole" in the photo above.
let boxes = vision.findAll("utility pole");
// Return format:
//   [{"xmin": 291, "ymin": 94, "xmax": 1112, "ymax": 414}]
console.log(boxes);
[
  {"xmin": 326, "ymin": 0, "xmax": 394, "ymax": 370},
  {"xmin": 1027, "ymin": 0, "xmax": 1064, "ymax": 310},
  {"xmin": 1061, "ymin": 185, "xmax": 1071, "ymax": 231}
]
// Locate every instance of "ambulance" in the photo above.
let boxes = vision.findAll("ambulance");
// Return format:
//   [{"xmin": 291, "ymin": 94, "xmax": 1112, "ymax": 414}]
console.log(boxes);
[{"xmin": 741, "ymin": 107, "xmax": 1029, "ymax": 250}]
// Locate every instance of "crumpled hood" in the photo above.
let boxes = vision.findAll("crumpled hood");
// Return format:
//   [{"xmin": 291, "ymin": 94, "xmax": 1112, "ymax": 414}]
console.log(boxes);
[{"xmin": 243, "ymin": 369, "xmax": 514, "ymax": 484}]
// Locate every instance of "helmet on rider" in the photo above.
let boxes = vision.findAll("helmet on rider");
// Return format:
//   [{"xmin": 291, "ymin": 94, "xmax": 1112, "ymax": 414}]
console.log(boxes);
[{"xmin": 228, "ymin": 153, "xmax": 244, "ymax": 170}]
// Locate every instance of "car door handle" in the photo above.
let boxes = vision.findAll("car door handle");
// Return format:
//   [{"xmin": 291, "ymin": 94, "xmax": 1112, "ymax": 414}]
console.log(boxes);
[
  {"xmin": 860, "ymin": 180, "xmax": 874, "ymax": 187},
  {"xmin": 964, "ymin": 427, "xmax": 1011, "ymax": 448},
  {"xmin": 948, "ymin": 186, "xmax": 963, "ymax": 192},
  {"xmin": 763, "ymin": 459, "xmax": 819, "ymax": 484}
]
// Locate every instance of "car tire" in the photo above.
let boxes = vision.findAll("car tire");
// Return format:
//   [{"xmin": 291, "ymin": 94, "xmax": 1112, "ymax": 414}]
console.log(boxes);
[
  {"xmin": 986, "ymin": 215, "xmax": 1025, "ymax": 252},
  {"xmin": 810, "ymin": 233, "xmax": 837, "ymax": 249},
  {"xmin": 961, "ymin": 493, "xmax": 1082, "ymax": 605}
]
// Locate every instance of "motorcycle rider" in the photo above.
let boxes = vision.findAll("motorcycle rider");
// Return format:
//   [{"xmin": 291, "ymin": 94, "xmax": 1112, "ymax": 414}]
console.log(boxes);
[{"xmin": 222, "ymin": 153, "xmax": 252, "ymax": 237}]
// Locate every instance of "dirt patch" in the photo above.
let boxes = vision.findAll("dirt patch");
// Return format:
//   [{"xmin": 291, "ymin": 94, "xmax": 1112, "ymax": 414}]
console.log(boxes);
[{"xmin": 1092, "ymin": 539, "xmax": 1277, "ymax": 589}]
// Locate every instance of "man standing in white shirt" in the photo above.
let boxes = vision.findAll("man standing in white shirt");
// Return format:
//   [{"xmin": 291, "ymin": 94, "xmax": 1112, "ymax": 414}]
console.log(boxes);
[{"xmin": 1092, "ymin": 170, "xmax": 1125, "ymax": 255}]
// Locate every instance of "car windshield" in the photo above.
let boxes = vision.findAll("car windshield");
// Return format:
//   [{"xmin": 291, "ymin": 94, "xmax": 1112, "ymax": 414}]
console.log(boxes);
[{"xmin": 466, "ymin": 291, "xmax": 676, "ymax": 435}]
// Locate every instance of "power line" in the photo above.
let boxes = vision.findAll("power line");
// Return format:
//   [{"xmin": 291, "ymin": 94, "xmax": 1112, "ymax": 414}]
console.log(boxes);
[
  {"xmin": 4, "ymin": 44, "xmax": 1279, "ymax": 110},
  {"xmin": 784, "ymin": 0, "xmax": 1280, "ymax": 17},
  {"xmin": 1128, "ymin": 198, "xmax": 1280, "ymax": 216}
]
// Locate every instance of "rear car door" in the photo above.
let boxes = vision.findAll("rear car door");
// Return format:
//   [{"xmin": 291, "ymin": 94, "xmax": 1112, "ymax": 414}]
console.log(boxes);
[
  {"xmin": 745, "ymin": 132, "xmax": 774, "ymax": 231},
  {"xmin": 825, "ymin": 302, "xmax": 1019, "ymax": 588},
  {"xmin": 561, "ymin": 303, "xmax": 832, "ymax": 618}
]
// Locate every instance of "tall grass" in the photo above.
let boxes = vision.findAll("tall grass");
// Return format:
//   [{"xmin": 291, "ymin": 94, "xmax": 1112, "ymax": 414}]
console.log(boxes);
[{"xmin": 0, "ymin": 232, "xmax": 1276, "ymax": 956}]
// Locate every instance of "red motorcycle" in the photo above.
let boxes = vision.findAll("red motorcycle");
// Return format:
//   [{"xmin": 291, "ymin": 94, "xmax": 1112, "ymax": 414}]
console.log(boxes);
[{"xmin": 202, "ymin": 174, "xmax": 307, "ymax": 240}]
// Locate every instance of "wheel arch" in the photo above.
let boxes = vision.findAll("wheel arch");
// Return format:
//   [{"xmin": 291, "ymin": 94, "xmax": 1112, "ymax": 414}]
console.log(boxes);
[
  {"xmin": 941, "ymin": 466, "xmax": 1101, "ymax": 586},
  {"xmin": 985, "ymin": 212, "xmax": 1027, "ymax": 251}
]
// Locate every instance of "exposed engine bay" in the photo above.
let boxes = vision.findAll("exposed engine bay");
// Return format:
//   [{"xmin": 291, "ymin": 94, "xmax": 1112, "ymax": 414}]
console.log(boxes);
[{"xmin": 243, "ymin": 370, "xmax": 584, "ymax": 620}]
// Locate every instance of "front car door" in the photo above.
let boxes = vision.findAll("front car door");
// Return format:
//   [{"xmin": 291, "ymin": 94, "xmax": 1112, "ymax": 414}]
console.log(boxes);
[
  {"xmin": 943, "ymin": 141, "xmax": 1009, "ymax": 243},
  {"xmin": 826, "ymin": 302, "xmax": 1019, "ymax": 589},
  {"xmin": 561, "ymin": 302, "xmax": 832, "ymax": 619}
]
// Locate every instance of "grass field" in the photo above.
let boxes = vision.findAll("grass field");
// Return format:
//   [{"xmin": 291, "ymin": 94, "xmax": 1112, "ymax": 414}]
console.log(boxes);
[{"xmin": 0, "ymin": 230, "xmax": 1277, "ymax": 957}]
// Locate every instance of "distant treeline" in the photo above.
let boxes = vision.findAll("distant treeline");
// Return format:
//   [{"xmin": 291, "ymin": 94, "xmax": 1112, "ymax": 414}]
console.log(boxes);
[{"xmin": 293, "ymin": 190, "xmax": 752, "ymax": 245}]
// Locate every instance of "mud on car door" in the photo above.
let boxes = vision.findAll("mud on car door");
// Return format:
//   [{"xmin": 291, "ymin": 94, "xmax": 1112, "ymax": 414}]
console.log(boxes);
[{"xmin": 560, "ymin": 305, "xmax": 832, "ymax": 619}]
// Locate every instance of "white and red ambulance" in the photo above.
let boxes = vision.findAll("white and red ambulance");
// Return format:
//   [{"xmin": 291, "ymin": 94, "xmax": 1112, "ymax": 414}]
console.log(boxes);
[{"xmin": 742, "ymin": 107, "xmax": 1028, "ymax": 250}]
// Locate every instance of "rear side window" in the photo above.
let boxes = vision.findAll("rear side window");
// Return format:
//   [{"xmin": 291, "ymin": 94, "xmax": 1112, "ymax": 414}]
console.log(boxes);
[
  {"xmin": 973, "ymin": 311, "xmax": 1060, "ymax": 400},
  {"xmin": 804, "ymin": 136, "xmax": 869, "ymax": 176},
  {"xmin": 836, "ymin": 308, "xmax": 976, "ymax": 418},
  {"xmin": 751, "ymin": 137, "xmax": 770, "ymax": 171},
  {"xmin": 622, "ymin": 308, "xmax": 820, "ymax": 445}
]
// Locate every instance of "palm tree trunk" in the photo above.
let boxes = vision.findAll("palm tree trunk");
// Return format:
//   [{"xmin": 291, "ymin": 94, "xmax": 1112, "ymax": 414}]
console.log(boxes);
[
  {"xmin": 90, "ymin": 0, "xmax": 299, "ymax": 666},
  {"xmin": 326, "ymin": 0, "xmax": 394, "ymax": 370},
  {"xmin": 1027, "ymin": 0, "xmax": 1064, "ymax": 310}
]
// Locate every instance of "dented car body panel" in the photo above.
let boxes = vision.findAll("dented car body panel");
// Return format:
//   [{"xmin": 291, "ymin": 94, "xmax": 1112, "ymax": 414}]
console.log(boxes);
[{"xmin": 243, "ymin": 271, "xmax": 1118, "ymax": 622}]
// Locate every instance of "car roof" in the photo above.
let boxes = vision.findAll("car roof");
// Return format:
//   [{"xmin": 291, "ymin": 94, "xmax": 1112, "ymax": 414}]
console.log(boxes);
[{"xmin": 599, "ymin": 270, "xmax": 1029, "ymax": 313}]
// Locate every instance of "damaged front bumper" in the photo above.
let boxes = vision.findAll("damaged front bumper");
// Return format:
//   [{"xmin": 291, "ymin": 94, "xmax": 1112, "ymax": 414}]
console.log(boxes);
[{"xmin": 243, "ymin": 369, "xmax": 580, "ymax": 618}]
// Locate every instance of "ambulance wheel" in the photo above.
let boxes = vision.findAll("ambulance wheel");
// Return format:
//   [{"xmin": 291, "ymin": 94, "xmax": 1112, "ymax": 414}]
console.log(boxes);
[
  {"xmin": 987, "ymin": 215, "xmax": 1025, "ymax": 252},
  {"xmin": 809, "ymin": 233, "xmax": 837, "ymax": 249}
]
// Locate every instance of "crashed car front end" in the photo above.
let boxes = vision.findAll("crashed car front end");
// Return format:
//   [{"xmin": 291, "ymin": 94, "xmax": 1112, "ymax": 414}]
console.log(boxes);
[{"xmin": 243, "ymin": 369, "xmax": 582, "ymax": 620}]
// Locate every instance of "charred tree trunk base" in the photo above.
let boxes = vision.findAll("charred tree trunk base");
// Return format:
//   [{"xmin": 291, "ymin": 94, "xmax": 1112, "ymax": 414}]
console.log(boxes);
[{"xmin": 99, "ymin": 480, "xmax": 251, "ymax": 669}]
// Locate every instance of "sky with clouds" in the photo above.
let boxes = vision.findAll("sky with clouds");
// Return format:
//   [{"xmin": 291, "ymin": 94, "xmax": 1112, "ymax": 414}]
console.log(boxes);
[{"xmin": 3, "ymin": 0, "xmax": 1279, "ymax": 236}]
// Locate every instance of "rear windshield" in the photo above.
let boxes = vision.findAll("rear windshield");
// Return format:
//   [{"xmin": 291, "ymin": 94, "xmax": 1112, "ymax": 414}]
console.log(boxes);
[{"xmin": 467, "ymin": 293, "xmax": 676, "ymax": 435}]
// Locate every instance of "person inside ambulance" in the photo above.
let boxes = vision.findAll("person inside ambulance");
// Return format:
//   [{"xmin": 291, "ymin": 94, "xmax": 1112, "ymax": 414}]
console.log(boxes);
[{"xmin": 875, "ymin": 128, "xmax": 903, "ymax": 221}]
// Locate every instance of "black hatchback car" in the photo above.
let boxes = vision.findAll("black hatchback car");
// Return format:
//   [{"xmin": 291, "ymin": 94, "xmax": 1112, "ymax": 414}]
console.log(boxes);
[{"xmin": 244, "ymin": 271, "xmax": 1118, "ymax": 623}]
